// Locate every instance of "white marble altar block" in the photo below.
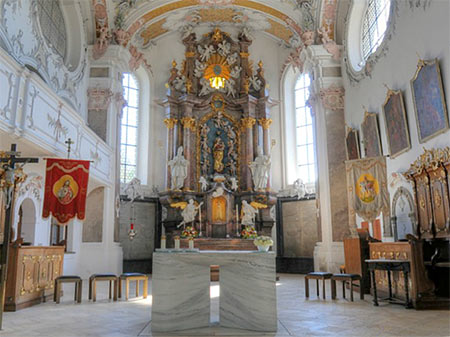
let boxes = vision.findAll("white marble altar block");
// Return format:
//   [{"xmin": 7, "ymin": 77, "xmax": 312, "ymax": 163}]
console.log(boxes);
[
  {"xmin": 220, "ymin": 252, "xmax": 277, "ymax": 332},
  {"xmin": 151, "ymin": 253, "xmax": 211, "ymax": 332}
]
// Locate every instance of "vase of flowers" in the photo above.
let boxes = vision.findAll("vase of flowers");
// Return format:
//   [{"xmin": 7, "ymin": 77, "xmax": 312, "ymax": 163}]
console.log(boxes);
[
  {"xmin": 181, "ymin": 226, "xmax": 198, "ymax": 238},
  {"xmin": 253, "ymin": 236, "xmax": 273, "ymax": 252},
  {"xmin": 241, "ymin": 225, "xmax": 257, "ymax": 239}
]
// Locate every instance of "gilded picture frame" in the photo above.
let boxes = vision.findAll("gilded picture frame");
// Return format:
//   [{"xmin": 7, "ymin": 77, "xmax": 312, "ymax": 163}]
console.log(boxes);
[
  {"xmin": 410, "ymin": 58, "xmax": 449, "ymax": 143},
  {"xmin": 382, "ymin": 89, "xmax": 411, "ymax": 158},
  {"xmin": 345, "ymin": 126, "xmax": 360, "ymax": 160},
  {"xmin": 361, "ymin": 111, "xmax": 382, "ymax": 158}
]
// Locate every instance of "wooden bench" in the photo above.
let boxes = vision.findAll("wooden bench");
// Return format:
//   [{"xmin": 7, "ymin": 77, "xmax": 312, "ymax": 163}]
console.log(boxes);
[
  {"xmin": 54, "ymin": 275, "xmax": 82, "ymax": 304},
  {"xmin": 305, "ymin": 272, "xmax": 333, "ymax": 299},
  {"xmin": 331, "ymin": 273, "xmax": 364, "ymax": 301},
  {"xmin": 118, "ymin": 273, "xmax": 148, "ymax": 300},
  {"xmin": 88, "ymin": 274, "xmax": 118, "ymax": 302}
]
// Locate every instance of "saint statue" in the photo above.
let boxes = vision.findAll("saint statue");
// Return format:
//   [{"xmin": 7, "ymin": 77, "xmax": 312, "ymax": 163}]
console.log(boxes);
[
  {"xmin": 57, "ymin": 180, "xmax": 74, "ymax": 205},
  {"xmin": 178, "ymin": 199, "xmax": 203, "ymax": 228},
  {"xmin": 213, "ymin": 136, "xmax": 225, "ymax": 173},
  {"xmin": 241, "ymin": 200, "xmax": 258, "ymax": 226},
  {"xmin": 199, "ymin": 176, "xmax": 208, "ymax": 192},
  {"xmin": 168, "ymin": 146, "xmax": 189, "ymax": 190},
  {"xmin": 249, "ymin": 146, "xmax": 271, "ymax": 191}
]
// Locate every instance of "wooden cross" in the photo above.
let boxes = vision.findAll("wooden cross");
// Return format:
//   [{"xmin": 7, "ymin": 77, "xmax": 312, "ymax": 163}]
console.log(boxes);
[
  {"xmin": 0, "ymin": 144, "xmax": 39, "ymax": 329},
  {"xmin": 65, "ymin": 138, "xmax": 74, "ymax": 159}
]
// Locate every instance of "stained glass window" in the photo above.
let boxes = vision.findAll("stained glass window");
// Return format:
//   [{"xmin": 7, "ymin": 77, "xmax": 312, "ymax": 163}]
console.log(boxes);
[
  {"xmin": 294, "ymin": 73, "xmax": 316, "ymax": 184},
  {"xmin": 37, "ymin": 0, "xmax": 67, "ymax": 59},
  {"xmin": 362, "ymin": 0, "xmax": 391, "ymax": 60},
  {"xmin": 120, "ymin": 73, "xmax": 139, "ymax": 184}
]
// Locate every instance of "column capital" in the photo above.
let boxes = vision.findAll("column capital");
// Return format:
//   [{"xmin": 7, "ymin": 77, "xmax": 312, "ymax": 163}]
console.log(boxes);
[
  {"xmin": 240, "ymin": 117, "xmax": 256, "ymax": 130},
  {"xmin": 258, "ymin": 118, "xmax": 273, "ymax": 130},
  {"xmin": 181, "ymin": 117, "xmax": 196, "ymax": 131},
  {"xmin": 164, "ymin": 118, "xmax": 178, "ymax": 129}
]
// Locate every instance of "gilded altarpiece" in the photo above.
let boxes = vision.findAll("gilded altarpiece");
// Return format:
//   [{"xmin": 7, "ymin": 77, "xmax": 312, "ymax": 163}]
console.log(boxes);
[{"xmin": 158, "ymin": 29, "xmax": 277, "ymax": 243}]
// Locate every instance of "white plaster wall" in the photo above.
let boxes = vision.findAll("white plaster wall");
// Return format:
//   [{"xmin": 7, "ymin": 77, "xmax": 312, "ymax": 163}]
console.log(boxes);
[
  {"xmin": 143, "ymin": 29, "xmax": 289, "ymax": 191},
  {"xmin": 343, "ymin": 1, "xmax": 450, "ymax": 233}
]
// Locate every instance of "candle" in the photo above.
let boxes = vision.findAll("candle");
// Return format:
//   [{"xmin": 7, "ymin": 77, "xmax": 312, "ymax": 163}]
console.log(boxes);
[
  {"xmin": 199, "ymin": 203, "xmax": 202, "ymax": 223},
  {"xmin": 161, "ymin": 235, "xmax": 166, "ymax": 249},
  {"xmin": 236, "ymin": 205, "xmax": 239, "ymax": 223},
  {"xmin": 174, "ymin": 236, "xmax": 180, "ymax": 250},
  {"xmin": 188, "ymin": 237, "xmax": 194, "ymax": 249}
]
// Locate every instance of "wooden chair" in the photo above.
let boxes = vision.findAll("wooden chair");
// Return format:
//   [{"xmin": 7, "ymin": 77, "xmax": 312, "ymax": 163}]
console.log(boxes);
[
  {"xmin": 54, "ymin": 276, "xmax": 82, "ymax": 304},
  {"xmin": 305, "ymin": 272, "xmax": 333, "ymax": 299},
  {"xmin": 88, "ymin": 274, "xmax": 118, "ymax": 302},
  {"xmin": 331, "ymin": 273, "xmax": 364, "ymax": 301},
  {"xmin": 118, "ymin": 273, "xmax": 148, "ymax": 300}
]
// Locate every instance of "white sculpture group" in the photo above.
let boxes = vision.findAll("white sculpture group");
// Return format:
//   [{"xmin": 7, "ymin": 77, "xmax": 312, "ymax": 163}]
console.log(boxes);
[
  {"xmin": 241, "ymin": 200, "xmax": 258, "ymax": 226},
  {"xmin": 249, "ymin": 146, "xmax": 271, "ymax": 191},
  {"xmin": 168, "ymin": 146, "xmax": 189, "ymax": 190},
  {"xmin": 277, "ymin": 178, "xmax": 309, "ymax": 200},
  {"xmin": 178, "ymin": 199, "xmax": 203, "ymax": 228}
]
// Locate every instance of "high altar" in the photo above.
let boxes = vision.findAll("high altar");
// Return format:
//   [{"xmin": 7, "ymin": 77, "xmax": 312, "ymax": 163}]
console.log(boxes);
[{"xmin": 158, "ymin": 28, "xmax": 277, "ymax": 244}]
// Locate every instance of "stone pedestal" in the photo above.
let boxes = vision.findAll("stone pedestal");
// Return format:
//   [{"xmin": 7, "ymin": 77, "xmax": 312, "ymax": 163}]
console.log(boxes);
[{"xmin": 151, "ymin": 251, "xmax": 277, "ymax": 332}]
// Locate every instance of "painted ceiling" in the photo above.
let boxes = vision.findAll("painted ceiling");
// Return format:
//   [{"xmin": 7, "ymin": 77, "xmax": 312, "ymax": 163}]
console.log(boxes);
[{"xmin": 90, "ymin": 0, "xmax": 338, "ymax": 49}]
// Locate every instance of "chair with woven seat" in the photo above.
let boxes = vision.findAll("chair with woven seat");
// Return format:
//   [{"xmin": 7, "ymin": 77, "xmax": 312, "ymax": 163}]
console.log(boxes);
[
  {"xmin": 54, "ymin": 275, "xmax": 82, "ymax": 304},
  {"xmin": 118, "ymin": 273, "xmax": 148, "ymax": 300},
  {"xmin": 305, "ymin": 272, "xmax": 333, "ymax": 299},
  {"xmin": 331, "ymin": 273, "xmax": 364, "ymax": 301},
  {"xmin": 88, "ymin": 274, "xmax": 118, "ymax": 302}
]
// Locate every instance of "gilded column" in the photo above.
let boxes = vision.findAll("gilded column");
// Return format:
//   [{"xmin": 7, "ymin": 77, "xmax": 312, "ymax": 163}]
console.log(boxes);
[
  {"xmin": 164, "ymin": 118, "xmax": 177, "ymax": 190},
  {"xmin": 241, "ymin": 117, "xmax": 256, "ymax": 191},
  {"xmin": 181, "ymin": 117, "xmax": 196, "ymax": 191}
]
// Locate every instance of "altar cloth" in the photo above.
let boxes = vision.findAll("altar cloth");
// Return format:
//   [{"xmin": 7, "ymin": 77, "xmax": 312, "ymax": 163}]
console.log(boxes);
[{"xmin": 151, "ymin": 251, "xmax": 277, "ymax": 332}]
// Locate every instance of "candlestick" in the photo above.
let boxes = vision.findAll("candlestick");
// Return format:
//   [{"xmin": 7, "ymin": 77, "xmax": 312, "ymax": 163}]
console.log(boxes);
[
  {"xmin": 174, "ymin": 236, "xmax": 180, "ymax": 250},
  {"xmin": 161, "ymin": 235, "xmax": 166, "ymax": 249},
  {"xmin": 188, "ymin": 237, "xmax": 194, "ymax": 249}
]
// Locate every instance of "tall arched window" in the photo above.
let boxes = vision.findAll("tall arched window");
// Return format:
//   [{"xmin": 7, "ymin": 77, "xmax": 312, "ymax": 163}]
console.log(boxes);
[
  {"xmin": 36, "ymin": 0, "xmax": 67, "ymax": 59},
  {"xmin": 362, "ymin": 0, "xmax": 391, "ymax": 60},
  {"xmin": 294, "ymin": 73, "xmax": 316, "ymax": 185},
  {"xmin": 120, "ymin": 73, "xmax": 139, "ymax": 184}
]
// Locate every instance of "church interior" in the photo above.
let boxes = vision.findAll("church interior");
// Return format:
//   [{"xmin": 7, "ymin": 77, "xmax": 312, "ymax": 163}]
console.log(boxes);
[{"xmin": 0, "ymin": 0, "xmax": 449, "ymax": 336}]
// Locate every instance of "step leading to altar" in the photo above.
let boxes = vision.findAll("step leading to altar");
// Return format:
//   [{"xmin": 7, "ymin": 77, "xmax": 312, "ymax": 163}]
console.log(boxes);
[{"xmin": 180, "ymin": 238, "xmax": 258, "ymax": 251}]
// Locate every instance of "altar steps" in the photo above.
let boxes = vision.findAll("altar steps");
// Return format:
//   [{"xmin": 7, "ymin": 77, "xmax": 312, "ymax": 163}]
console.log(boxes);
[{"xmin": 180, "ymin": 238, "xmax": 258, "ymax": 251}]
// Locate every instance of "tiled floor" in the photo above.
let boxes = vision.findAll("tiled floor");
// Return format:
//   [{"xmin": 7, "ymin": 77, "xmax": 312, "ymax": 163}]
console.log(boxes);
[{"xmin": 2, "ymin": 274, "xmax": 449, "ymax": 337}]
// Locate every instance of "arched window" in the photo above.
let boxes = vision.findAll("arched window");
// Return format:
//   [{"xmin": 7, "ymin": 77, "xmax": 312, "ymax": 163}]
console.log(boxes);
[
  {"xmin": 294, "ymin": 73, "xmax": 316, "ymax": 185},
  {"xmin": 36, "ymin": 0, "xmax": 67, "ymax": 59},
  {"xmin": 361, "ymin": 0, "xmax": 391, "ymax": 60},
  {"xmin": 120, "ymin": 73, "xmax": 139, "ymax": 184}
]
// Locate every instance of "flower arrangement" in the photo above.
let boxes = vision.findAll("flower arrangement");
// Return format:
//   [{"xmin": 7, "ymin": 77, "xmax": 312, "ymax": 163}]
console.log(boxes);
[
  {"xmin": 241, "ymin": 225, "xmax": 257, "ymax": 239},
  {"xmin": 253, "ymin": 236, "xmax": 274, "ymax": 247},
  {"xmin": 181, "ymin": 226, "xmax": 198, "ymax": 238}
]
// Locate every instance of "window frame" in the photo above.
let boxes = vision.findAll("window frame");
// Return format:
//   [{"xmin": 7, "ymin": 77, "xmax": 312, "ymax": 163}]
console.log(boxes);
[
  {"xmin": 120, "ymin": 73, "xmax": 140, "ymax": 184},
  {"xmin": 293, "ymin": 73, "xmax": 316, "ymax": 189}
]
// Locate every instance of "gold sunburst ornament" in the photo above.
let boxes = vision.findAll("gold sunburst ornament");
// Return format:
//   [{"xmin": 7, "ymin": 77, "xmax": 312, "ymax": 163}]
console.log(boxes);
[{"xmin": 204, "ymin": 54, "xmax": 230, "ymax": 90}]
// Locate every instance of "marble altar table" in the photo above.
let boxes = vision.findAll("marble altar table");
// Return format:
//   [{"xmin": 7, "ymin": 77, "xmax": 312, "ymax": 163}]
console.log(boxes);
[{"xmin": 151, "ymin": 250, "xmax": 277, "ymax": 332}]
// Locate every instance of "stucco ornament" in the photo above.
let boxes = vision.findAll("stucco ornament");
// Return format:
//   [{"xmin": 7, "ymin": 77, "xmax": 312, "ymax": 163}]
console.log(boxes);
[
  {"xmin": 93, "ymin": 26, "xmax": 112, "ymax": 60},
  {"xmin": 317, "ymin": 26, "xmax": 340, "ymax": 60},
  {"xmin": 87, "ymin": 88, "xmax": 113, "ymax": 111},
  {"xmin": 122, "ymin": 177, "xmax": 145, "ymax": 202},
  {"xmin": 277, "ymin": 178, "xmax": 309, "ymax": 199},
  {"xmin": 319, "ymin": 85, "xmax": 345, "ymax": 111}
]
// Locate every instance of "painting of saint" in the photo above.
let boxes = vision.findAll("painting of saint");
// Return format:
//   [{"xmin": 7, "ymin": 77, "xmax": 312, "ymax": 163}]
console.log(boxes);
[
  {"xmin": 411, "ymin": 59, "xmax": 449, "ymax": 143},
  {"xmin": 361, "ymin": 111, "xmax": 382, "ymax": 158},
  {"xmin": 57, "ymin": 180, "xmax": 75, "ymax": 205},
  {"xmin": 382, "ymin": 89, "xmax": 411, "ymax": 158},
  {"xmin": 345, "ymin": 127, "xmax": 360, "ymax": 160}
]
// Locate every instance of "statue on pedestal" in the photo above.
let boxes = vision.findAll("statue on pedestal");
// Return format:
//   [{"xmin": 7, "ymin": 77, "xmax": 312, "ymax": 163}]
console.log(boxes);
[
  {"xmin": 249, "ymin": 146, "xmax": 271, "ymax": 191},
  {"xmin": 213, "ymin": 136, "xmax": 225, "ymax": 173},
  {"xmin": 241, "ymin": 200, "xmax": 258, "ymax": 226},
  {"xmin": 178, "ymin": 199, "xmax": 203, "ymax": 228},
  {"xmin": 168, "ymin": 146, "xmax": 189, "ymax": 190}
]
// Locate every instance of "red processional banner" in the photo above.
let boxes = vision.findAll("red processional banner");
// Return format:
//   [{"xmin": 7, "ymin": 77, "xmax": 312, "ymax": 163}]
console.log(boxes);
[{"xmin": 42, "ymin": 159, "xmax": 90, "ymax": 224}]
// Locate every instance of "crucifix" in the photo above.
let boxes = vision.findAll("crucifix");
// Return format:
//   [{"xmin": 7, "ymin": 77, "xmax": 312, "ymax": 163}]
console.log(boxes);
[
  {"xmin": 65, "ymin": 138, "xmax": 74, "ymax": 159},
  {"xmin": 0, "ymin": 144, "xmax": 39, "ymax": 330}
]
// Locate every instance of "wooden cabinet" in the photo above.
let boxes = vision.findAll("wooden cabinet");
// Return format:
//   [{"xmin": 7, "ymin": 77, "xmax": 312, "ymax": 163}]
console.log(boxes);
[
  {"xmin": 427, "ymin": 166, "xmax": 450, "ymax": 238},
  {"xmin": 5, "ymin": 246, "xmax": 64, "ymax": 311}
]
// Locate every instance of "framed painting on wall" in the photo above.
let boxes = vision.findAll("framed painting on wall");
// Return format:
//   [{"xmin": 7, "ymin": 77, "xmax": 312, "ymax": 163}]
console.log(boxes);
[
  {"xmin": 382, "ymin": 89, "xmax": 411, "ymax": 158},
  {"xmin": 345, "ymin": 126, "xmax": 360, "ymax": 160},
  {"xmin": 361, "ymin": 111, "xmax": 382, "ymax": 158},
  {"xmin": 411, "ymin": 58, "xmax": 449, "ymax": 143}
]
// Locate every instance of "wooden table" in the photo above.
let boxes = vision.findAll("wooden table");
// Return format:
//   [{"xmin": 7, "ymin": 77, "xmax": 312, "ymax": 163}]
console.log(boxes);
[{"xmin": 366, "ymin": 259, "xmax": 412, "ymax": 308}]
